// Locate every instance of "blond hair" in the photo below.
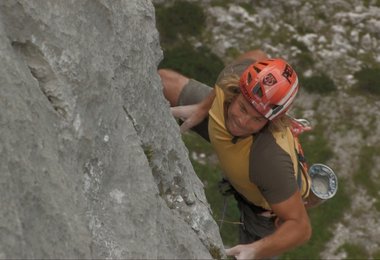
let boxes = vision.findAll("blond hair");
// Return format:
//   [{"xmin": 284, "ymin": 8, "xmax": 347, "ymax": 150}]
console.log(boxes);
[{"xmin": 217, "ymin": 74, "xmax": 291, "ymax": 133}]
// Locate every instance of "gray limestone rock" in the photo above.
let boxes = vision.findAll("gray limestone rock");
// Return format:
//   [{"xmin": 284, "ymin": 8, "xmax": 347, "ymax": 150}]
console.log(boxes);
[{"xmin": 0, "ymin": 0, "xmax": 224, "ymax": 258}]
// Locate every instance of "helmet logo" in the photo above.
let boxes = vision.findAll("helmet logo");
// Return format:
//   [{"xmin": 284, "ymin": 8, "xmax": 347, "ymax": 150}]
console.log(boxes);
[
  {"xmin": 262, "ymin": 73, "xmax": 277, "ymax": 86},
  {"xmin": 282, "ymin": 64, "xmax": 293, "ymax": 83}
]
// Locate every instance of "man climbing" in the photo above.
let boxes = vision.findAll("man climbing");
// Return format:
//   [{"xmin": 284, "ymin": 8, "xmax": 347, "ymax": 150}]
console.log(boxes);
[{"xmin": 159, "ymin": 50, "xmax": 312, "ymax": 259}]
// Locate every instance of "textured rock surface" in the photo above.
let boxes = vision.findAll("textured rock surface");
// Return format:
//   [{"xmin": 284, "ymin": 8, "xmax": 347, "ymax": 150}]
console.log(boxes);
[{"xmin": 0, "ymin": 0, "xmax": 224, "ymax": 258}]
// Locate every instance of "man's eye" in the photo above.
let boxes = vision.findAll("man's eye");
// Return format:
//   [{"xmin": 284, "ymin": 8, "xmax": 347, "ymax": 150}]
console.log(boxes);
[
  {"xmin": 239, "ymin": 104, "xmax": 247, "ymax": 113},
  {"xmin": 252, "ymin": 117, "xmax": 263, "ymax": 122}
]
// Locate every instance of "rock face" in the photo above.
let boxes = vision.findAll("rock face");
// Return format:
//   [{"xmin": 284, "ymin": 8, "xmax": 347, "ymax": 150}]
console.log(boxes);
[{"xmin": 0, "ymin": 0, "xmax": 224, "ymax": 258}]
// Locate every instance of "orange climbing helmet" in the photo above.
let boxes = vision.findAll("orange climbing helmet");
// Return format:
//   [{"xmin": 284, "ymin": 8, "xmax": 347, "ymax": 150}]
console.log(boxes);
[{"xmin": 239, "ymin": 58, "xmax": 299, "ymax": 120}]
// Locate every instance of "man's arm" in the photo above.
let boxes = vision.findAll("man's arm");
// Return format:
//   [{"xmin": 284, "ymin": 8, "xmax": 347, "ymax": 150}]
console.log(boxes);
[
  {"xmin": 159, "ymin": 68, "xmax": 215, "ymax": 132},
  {"xmin": 226, "ymin": 190, "xmax": 311, "ymax": 259},
  {"xmin": 171, "ymin": 89, "xmax": 215, "ymax": 133}
]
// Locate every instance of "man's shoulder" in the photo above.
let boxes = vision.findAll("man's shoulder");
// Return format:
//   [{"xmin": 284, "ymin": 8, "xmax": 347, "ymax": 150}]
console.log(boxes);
[
  {"xmin": 249, "ymin": 127, "xmax": 294, "ymax": 177},
  {"xmin": 251, "ymin": 128, "xmax": 279, "ymax": 156},
  {"xmin": 249, "ymin": 127, "xmax": 298, "ymax": 203}
]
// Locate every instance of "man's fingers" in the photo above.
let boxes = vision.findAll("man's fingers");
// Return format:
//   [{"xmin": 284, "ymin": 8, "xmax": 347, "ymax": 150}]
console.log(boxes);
[
  {"xmin": 179, "ymin": 120, "xmax": 192, "ymax": 133},
  {"xmin": 170, "ymin": 105, "xmax": 197, "ymax": 119},
  {"xmin": 170, "ymin": 106, "xmax": 186, "ymax": 119},
  {"xmin": 225, "ymin": 247, "xmax": 238, "ymax": 256},
  {"xmin": 170, "ymin": 104, "xmax": 208, "ymax": 133},
  {"xmin": 225, "ymin": 248, "xmax": 233, "ymax": 255}
]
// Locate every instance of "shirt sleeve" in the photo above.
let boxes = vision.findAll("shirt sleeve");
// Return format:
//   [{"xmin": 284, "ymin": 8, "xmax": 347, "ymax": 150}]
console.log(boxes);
[{"xmin": 249, "ymin": 128, "xmax": 298, "ymax": 204}]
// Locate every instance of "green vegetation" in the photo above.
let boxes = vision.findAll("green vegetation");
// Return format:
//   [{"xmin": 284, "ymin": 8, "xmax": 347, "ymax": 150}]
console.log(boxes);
[
  {"xmin": 363, "ymin": 0, "xmax": 380, "ymax": 7},
  {"xmin": 354, "ymin": 67, "xmax": 380, "ymax": 95},
  {"xmin": 299, "ymin": 122, "xmax": 334, "ymax": 164},
  {"xmin": 143, "ymin": 145, "xmax": 154, "ymax": 164},
  {"xmin": 182, "ymin": 132, "xmax": 214, "ymax": 155},
  {"xmin": 210, "ymin": 0, "xmax": 256, "ymax": 14},
  {"xmin": 210, "ymin": 0, "xmax": 231, "ymax": 8},
  {"xmin": 225, "ymin": 47, "xmax": 242, "ymax": 60},
  {"xmin": 301, "ymin": 73, "xmax": 337, "ymax": 94},
  {"xmin": 295, "ymin": 52, "xmax": 315, "ymax": 73},
  {"xmin": 354, "ymin": 145, "xmax": 380, "ymax": 210},
  {"xmin": 240, "ymin": 2, "xmax": 256, "ymax": 14},
  {"xmin": 288, "ymin": 39, "xmax": 316, "ymax": 73},
  {"xmin": 159, "ymin": 43, "xmax": 225, "ymax": 86},
  {"xmin": 208, "ymin": 243, "xmax": 224, "ymax": 259},
  {"xmin": 155, "ymin": 1, "xmax": 225, "ymax": 86},
  {"xmin": 337, "ymin": 242, "xmax": 369, "ymax": 259},
  {"xmin": 260, "ymin": 25, "xmax": 291, "ymax": 46},
  {"xmin": 364, "ymin": 115, "xmax": 377, "ymax": 139},
  {"xmin": 373, "ymin": 249, "xmax": 380, "ymax": 259},
  {"xmin": 295, "ymin": 25, "xmax": 314, "ymax": 35},
  {"xmin": 290, "ymin": 39, "xmax": 309, "ymax": 53},
  {"xmin": 155, "ymin": 1, "xmax": 205, "ymax": 45},
  {"xmin": 315, "ymin": 11, "xmax": 328, "ymax": 20}
]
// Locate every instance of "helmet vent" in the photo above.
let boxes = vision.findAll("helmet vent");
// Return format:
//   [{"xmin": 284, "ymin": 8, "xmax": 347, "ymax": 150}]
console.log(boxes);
[
  {"xmin": 258, "ymin": 62, "xmax": 268, "ymax": 66},
  {"xmin": 252, "ymin": 82, "xmax": 263, "ymax": 97},
  {"xmin": 247, "ymin": 72, "xmax": 253, "ymax": 85},
  {"xmin": 253, "ymin": 66, "xmax": 261, "ymax": 73},
  {"xmin": 271, "ymin": 104, "xmax": 283, "ymax": 114}
]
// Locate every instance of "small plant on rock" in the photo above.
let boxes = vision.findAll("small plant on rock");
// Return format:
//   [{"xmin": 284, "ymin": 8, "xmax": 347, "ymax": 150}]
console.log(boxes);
[
  {"xmin": 354, "ymin": 67, "xmax": 380, "ymax": 95},
  {"xmin": 301, "ymin": 73, "xmax": 337, "ymax": 94}
]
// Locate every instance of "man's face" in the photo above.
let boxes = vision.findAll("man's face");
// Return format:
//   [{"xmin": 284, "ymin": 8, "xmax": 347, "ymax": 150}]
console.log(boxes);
[{"xmin": 225, "ymin": 94, "xmax": 268, "ymax": 137}]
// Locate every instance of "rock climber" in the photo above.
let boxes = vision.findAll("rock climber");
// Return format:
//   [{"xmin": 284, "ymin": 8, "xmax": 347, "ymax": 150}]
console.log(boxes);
[{"xmin": 159, "ymin": 49, "xmax": 312, "ymax": 259}]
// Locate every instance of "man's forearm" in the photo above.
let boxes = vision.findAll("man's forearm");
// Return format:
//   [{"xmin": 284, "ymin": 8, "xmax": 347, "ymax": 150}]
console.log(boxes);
[{"xmin": 251, "ymin": 218, "xmax": 311, "ymax": 259}]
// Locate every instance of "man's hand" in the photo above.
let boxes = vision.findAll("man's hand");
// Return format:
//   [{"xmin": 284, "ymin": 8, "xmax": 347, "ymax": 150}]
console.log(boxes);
[
  {"xmin": 171, "ymin": 104, "xmax": 208, "ymax": 133},
  {"xmin": 170, "ymin": 88, "xmax": 215, "ymax": 133},
  {"xmin": 225, "ymin": 244, "xmax": 257, "ymax": 260}
]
